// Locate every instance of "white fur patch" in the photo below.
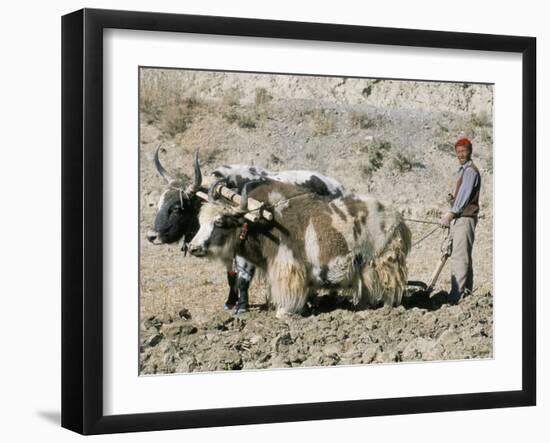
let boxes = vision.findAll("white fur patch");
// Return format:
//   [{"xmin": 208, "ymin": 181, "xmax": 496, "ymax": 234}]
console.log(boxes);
[
  {"xmin": 326, "ymin": 255, "xmax": 355, "ymax": 284},
  {"xmin": 198, "ymin": 203, "xmax": 227, "ymax": 225},
  {"xmin": 272, "ymin": 243, "xmax": 296, "ymax": 265},
  {"xmin": 158, "ymin": 190, "xmax": 169, "ymax": 210},
  {"xmin": 189, "ymin": 204, "xmax": 225, "ymax": 251},
  {"xmin": 328, "ymin": 199, "xmax": 356, "ymax": 250},
  {"xmin": 267, "ymin": 191, "xmax": 285, "ymax": 204},
  {"xmin": 191, "ymin": 203, "xmax": 240, "ymax": 262},
  {"xmin": 189, "ymin": 218, "xmax": 215, "ymax": 249},
  {"xmin": 270, "ymin": 170, "xmax": 344, "ymax": 195},
  {"xmin": 269, "ymin": 191, "xmax": 289, "ymax": 215},
  {"xmin": 355, "ymin": 194, "xmax": 376, "ymax": 204},
  {"xmin": 363, "ymin": 198, "xmax": 396, "ymax": 253},
  {"xmin": 268, "ymin": 244, "xmax": 309, "ymax": 316},
  {"xmin": 213, "ymin": 165, "xmax": 269, "ymax": 180},
  {"xmin": 211, "ymin": 166, "xmax": 344, "ymax": 197},
  {"xmin": 304, "ymin": 221, "xmax": 320, "ymax": 267}
]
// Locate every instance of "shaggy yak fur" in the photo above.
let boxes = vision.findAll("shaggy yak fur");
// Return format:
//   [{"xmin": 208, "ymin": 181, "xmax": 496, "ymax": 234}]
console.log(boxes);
[
  {"xmin": 147, "ymin": 147, "xmax": 346, "ymax": 312},
  {"xmin": 189, "ymin": 180, "xmax": 411, "ymax": 317}
]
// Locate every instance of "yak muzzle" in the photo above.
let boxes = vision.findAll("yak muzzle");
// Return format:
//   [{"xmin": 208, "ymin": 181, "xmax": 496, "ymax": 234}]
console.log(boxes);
[
  {"xmin": 188, "ymin": 244, "xmax": 207, "ymax": 257},
  {"xmin": 146, "ymin": 230, "xmax": 163, "ymax": 245}
]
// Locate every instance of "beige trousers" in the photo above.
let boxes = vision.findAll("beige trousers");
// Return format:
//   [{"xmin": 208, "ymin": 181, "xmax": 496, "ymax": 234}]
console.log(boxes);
[{"xmin": 450, "ymin": 217, "xmax": 477, "ymax": 300}]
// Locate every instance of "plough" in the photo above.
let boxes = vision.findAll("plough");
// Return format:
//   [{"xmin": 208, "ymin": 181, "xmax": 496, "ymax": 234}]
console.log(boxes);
[{"xmin": 406, "ymin": 224, "xmax": 452, "ymax": 294}]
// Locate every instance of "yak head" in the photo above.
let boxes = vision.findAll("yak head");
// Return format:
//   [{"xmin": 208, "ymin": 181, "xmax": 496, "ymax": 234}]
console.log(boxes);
[
  {"xmin": 146, "ymin": 145, "xmax": 203, "ymax": 245},
  {"xmin": 188, "ymin": 181, "xmax": 253, "ymax": 261}
]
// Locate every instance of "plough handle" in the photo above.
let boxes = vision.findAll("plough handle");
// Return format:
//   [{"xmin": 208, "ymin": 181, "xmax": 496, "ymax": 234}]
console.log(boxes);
[{"xmin": 427, "ymin": 253, "xmax": 449, "ymax": 292}]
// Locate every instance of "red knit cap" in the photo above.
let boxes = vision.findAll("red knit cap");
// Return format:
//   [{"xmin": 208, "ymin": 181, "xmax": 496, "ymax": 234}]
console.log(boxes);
[{"xmin": 455, "ymin": 137, "xmax": 472, "ymax": 148}]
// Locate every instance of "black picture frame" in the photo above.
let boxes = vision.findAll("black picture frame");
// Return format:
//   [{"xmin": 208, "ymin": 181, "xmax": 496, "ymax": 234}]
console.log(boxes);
[{"xmin": 61, "ymin": 8, "xmax": 536, "ymax": 435}]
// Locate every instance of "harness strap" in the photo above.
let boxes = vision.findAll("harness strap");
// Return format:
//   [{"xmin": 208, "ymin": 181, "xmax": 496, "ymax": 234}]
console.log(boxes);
[{"xmin": 239, "ymin": 223, "xmax": 249, "ymax": 241}]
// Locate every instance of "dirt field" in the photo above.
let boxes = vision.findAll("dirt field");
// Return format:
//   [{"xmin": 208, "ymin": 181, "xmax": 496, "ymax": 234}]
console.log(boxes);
[{"xmin": 138, "ymin": 69, "xmax": 493, "ymax": 374}]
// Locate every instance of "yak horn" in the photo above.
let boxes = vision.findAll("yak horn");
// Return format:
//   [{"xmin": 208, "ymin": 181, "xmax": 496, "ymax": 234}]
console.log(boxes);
[
  {"xmin": 154, "ymin": 144, "xmax": 173, "ymax": 183},
  {"xmin": 239, "ymin": 182, "xmax": 251, "ymax": 213},
  {"xmin": 208, "ymin": 178, "xmax": 226, "ymax": 203},
  {"xmin": 186, "ymin": 150, "xmax": 202, "ymax": 193}
]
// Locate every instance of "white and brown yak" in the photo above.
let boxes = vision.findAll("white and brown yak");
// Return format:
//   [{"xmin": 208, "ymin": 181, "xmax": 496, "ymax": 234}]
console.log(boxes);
[{"xmin": 188, "ymin": 180, "xmax": 411, "ymax": 317}]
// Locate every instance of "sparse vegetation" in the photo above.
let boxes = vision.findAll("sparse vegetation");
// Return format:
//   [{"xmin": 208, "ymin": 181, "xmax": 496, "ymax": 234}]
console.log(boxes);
[
  {"xmin": 436, "ymin": 142, "xmax": 453, "ymax": 154},
  {"xmin": 222, "ymin": 111, "xmax": 239, "ymax": 124},
  {"xmin": 361, "ymin": 79, "xmax": 382, "ymax": 98},
  {"xmin": 203, "ymin": 146, "xmax": 222, "ymax": 165},
  {"xmin": 223, "ymin": 111, "xmax": 257, "ymax": 129},
  {"xmin": 360, "ymin": 163, "xmax": 372, "ymax": 179},
  {"xmin": 270, "ymin": 153, "xmax": 282, "ymax": 165},
  {"xmin": 480, "ymin": 126, "xmax": 493, "ymax": 144},
  {"xmin": 140, "ymin": 69, "xmax": 204, "ymax": 115},
  {"xmin": 140, "ymin": 96, "xmax": 155, "ymax": 115},
  {"xmin": 470, "ymin": 110, "xmax": 492, "ymax": 127},
  {"xmin": 255, "ymin": 87, "xmax": 273, "ymax": 107},
  {"xmin": 223, "ymin": 87, "xmax": 242, "ymax": 106},
  {"xmin": 436, "ymin": 121, "xmax": 449, "ymax": 133},
  {"xmin": 351, "ymin": 141, "xmax": 368, "ymax": 155},
  {"xmin": 392, "ymin": 152, "xmax": 418, "ymax": 173},
  {"xmin": 163, "ymin": 104, "xmax": 194, "ymax": 137},
  {"xmin": 360, "ymin": 139, "xmax": 392, "ymax": 175},
  {"xmin": 485, "ymin": 150, "xmax": 494, "ymax": 174},
  {"xmin": 362, "ymin": 85, "xmax": 373, "ymax": 97},
  {"xmin": 350, "ymin": 112, "xmax": 385, "ymax": 130},
  {"xmin": 311, "ymin": 109, "xmax": 334, "ymax": 136},
  {"xmin": 182, "ymin": 96, "xmax": 200, "ymax": 109},
  {"xmin": 238, "ymin": 117, "xmax": 257, "ymax": 129}
]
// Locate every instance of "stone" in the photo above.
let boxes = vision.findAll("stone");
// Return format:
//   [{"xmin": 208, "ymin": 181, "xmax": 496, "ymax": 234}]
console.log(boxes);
[
  {"xmin": 438, "ymin": 329, "xmax": 460, "ymax": 347},
  {"xmin": 402, "ymin": 337, "xmax": 437, "ymax": 361},
  {"xmin": 145, "ymin": 333, "xmax": 163, "ymax": 348},
  {"xmin": 178, "ymin": 308, "xmax": 192, "ymax": 320},
  {"xmin": 161, "ymin": 320, "xmax": 198, "ymax": 338},
  {"xmin": 175, "ymin": 355, "xmax": 198, "ymax": 373},
  {"xmin": 323, "ymin": 343, "xmax": 343, "ymax": 357},
  {"xmin": 218, "ymin": 350, "xmax": 243, "ymax": 370}
]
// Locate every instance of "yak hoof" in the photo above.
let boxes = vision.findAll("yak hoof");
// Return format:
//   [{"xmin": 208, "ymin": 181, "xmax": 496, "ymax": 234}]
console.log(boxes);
[{"xmin": 275, "ymin": 308, "xmax": 290, "ymax": 319}]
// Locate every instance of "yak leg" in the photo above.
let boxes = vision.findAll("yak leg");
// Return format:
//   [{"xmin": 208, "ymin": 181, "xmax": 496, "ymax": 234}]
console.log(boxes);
[
  {"xmin": 358, "ymin": 253, "xmax": 408, "ymax": 309},
  {"xmin": 223, "ymin": 261, "xmax": 239, "ymax": 310},
  {"xmin": 356, "ymin": 267, "xmax": 383, "ymax": 309},
  {"xmin": 234, "ymin": 256, "xmax": 256, "ymax": 314},
  {"xmin": 268, "ymin": 260, "xmax": 308, "ymax": 318}
]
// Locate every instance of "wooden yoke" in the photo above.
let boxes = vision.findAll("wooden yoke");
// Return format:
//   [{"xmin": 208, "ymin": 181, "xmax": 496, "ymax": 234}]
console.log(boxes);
[{"xmin": 197, "ymin": 176, "xmax": 273, "ymax": 223}]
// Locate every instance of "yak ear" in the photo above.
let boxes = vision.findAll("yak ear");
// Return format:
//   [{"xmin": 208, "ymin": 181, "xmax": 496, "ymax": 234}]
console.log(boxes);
[
  {"xmin": 228, "ymin": 215, "xmax": 247, "ymax": 227},
  {"xmin": 236, "ymin": 216, "xmax": 248, "ymax": 226},
  {"xmin": 225, "ymin": 215, "xmax": 247, "ymax": 227}
]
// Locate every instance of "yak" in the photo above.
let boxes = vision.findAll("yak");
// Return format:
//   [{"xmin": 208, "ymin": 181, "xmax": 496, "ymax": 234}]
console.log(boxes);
[
  {"xmin": 188, "ymin": 179, "xmax": 412, "ymax": 318},
  {"xmin": 146, "ymin": 145, "xmax": 344, "ymax": 314}
]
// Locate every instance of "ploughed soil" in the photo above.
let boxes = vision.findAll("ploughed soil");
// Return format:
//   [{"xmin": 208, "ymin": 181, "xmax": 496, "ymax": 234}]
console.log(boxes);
[
  {"xmin": 139, "ymin": 70, "xmax": 494, "ymax": 374},
  {"xmin": 139, "ymin": 290, "xmax": 492, "ymax": 374}
]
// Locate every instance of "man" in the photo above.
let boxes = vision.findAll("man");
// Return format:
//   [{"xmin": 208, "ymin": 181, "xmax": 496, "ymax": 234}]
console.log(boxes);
[{"xmin": 440, "ymin": 137, "xmax": 481, "ymax": 303}]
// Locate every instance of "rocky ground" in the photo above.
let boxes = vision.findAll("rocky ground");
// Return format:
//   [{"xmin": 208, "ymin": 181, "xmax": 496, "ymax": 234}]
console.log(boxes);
[
  {"xmin": 139, "ymin": 291, "xmax": 492, "ymax": 374},
  {"xmin": 139, "ymin": 69, "xmax": 494, "ymax": 374}
]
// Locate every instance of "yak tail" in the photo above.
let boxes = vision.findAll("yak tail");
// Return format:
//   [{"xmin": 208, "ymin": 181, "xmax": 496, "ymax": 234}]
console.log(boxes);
[{"xmin": 356, "ymin": 219, "xmax": 411, "ymax": 308}]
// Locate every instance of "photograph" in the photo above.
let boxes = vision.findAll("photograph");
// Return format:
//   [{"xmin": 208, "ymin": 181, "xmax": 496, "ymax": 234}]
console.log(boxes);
[{"xmin": 138, "ymin": 67, "xmax": 494, "ymax": 375}]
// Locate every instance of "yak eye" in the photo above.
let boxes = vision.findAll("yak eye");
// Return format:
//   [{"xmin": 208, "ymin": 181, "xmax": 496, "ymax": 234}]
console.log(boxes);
[
  {"xmin": 214, "ymin": 219, "xmax": 225, "ymax": 228},
  {"xmin": 169, "ymin": 206, "xmax": 181, "ymax": 214}
]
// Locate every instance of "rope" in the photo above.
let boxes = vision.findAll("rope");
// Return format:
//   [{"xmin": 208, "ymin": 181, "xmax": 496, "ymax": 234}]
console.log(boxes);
[
  {"xmin": 270, "ymin": 191, "xmax": 315, "ymax": 209},
  {"xmin": 403, "ymin": 217, "xmax": 440, "ymax": 226},
  {"xmin": 403, "ymin": 216, "xmax": 448, "ymax": 249},
  {"xmin": 411, "ymin": 226, "xmax": 440, "ymax": 247}
]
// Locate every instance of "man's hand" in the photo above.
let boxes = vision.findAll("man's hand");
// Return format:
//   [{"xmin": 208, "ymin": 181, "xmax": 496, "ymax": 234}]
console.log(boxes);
[{"xmin": 439, "ymin": 212, "xmax": 454, "ymax": 228}]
